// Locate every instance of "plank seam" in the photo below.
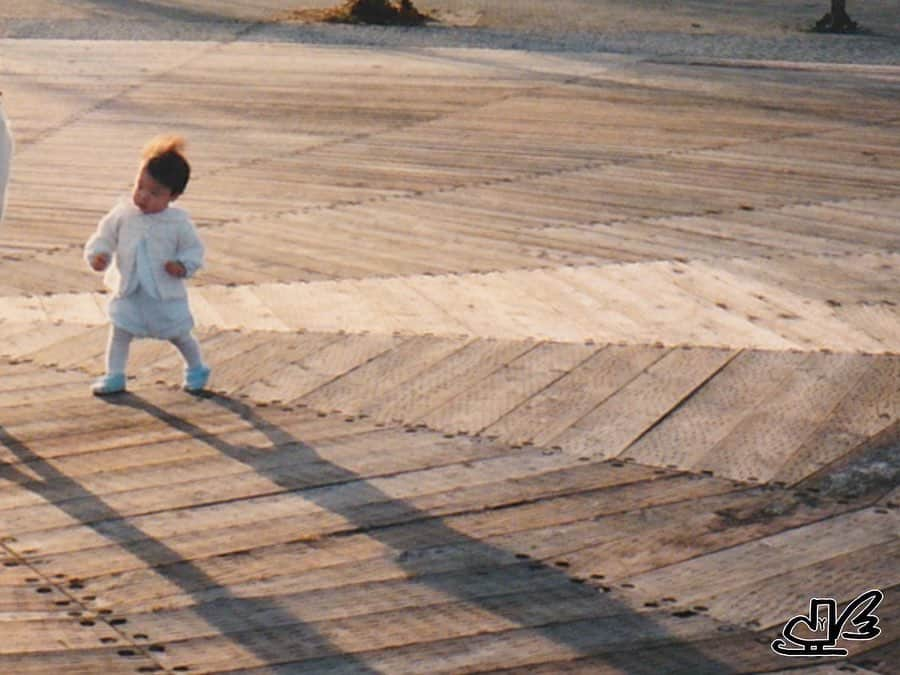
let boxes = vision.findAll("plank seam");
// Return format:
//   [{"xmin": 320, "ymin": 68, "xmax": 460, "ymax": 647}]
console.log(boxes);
[{"xmin": 615, "ymin": 348, "xmax": 745, "ymax": 459}]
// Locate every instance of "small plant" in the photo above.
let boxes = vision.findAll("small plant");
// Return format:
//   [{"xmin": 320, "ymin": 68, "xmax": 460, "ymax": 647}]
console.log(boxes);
[
  {"xmin": 814, "ymin": 0, "xmax": 858, "ymax": 32},
  {"xmin": 289, "ymin": 0, "xmax": 432, "ymax": 26}
]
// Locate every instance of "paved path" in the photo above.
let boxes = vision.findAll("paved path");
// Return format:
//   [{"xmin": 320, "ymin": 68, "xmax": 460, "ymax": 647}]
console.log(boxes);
[{"xmin": 0, "ymin": 16, "xmax": 897, "ymax": 675}]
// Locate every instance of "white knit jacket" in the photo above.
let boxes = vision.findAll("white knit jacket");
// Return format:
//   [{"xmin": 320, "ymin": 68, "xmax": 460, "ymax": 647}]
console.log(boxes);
[{"xmin": 85, "ymin": 198, "xmax": 204, "ymax": 300}]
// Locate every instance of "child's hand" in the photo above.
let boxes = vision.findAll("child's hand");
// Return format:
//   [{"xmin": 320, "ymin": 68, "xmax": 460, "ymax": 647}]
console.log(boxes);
[
  {"xmin": 90, "ymin": 253, "xmax": 109, "ymax": 271},
  {"xmin": 165, "ymin": 260, "xmax": 187, "ymax": 278}
]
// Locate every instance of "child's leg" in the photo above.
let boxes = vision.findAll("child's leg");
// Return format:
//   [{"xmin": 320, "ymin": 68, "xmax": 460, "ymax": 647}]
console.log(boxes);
[
  {"xmin": 170, "ymin": 332, "xmax": 204, "ymax": 370},
  {"xmin": 107, "ymin": 325, "xmax": 134, "ymax": 375},
  {"xmin": 92, "ymin": 325, "xmax": 132, "ymax": 394},
  {"xmin": 171, "ymin": 332, "xmax": 210, "ymax": 392}
]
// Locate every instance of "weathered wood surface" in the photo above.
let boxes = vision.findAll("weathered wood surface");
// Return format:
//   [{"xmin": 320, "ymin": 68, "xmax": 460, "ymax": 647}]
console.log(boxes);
[{"xmin": 0, "ymin": 19, "xmax": 897, "ymax": 675}]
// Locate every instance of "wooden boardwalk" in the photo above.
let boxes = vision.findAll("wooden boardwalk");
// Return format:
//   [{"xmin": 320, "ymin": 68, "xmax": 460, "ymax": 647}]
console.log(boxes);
[{"xmin": 0, "ymin": 34, "xmax": 898, "ymax": 674}]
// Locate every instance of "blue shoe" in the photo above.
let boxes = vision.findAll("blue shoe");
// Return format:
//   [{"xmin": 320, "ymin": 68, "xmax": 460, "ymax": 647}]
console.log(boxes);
[
  {"xmin": 183, "ymin": 365, "xmax": 211, "ymax": 392},
  {"xmin": 92, "ymin": 372, "xmax": 126, "ymax": 396}
]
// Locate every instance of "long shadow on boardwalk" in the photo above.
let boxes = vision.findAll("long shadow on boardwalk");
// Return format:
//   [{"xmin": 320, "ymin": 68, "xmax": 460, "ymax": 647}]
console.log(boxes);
[
  {"xmin": 1, "ymin": 392, "xmax": 739, "ymax": 673},
  {"xmin": 0, "ymin": 417, "xmax": 381, "ymax": 673}
]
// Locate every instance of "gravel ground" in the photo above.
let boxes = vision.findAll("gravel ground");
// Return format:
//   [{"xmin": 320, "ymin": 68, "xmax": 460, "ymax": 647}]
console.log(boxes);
[{"xmin": 0, "ymin": 1, "xmax": 897, "ymax": 65}]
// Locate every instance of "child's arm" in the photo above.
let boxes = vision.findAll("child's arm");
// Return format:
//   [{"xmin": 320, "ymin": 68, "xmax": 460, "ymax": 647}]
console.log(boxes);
[
  {"xmin": 167, "ymin": 217, "xmax": 204, "ymax": 278},
  {"xmin": 84, "ymin": 207, "xmax": 120, "ymax": 272}
]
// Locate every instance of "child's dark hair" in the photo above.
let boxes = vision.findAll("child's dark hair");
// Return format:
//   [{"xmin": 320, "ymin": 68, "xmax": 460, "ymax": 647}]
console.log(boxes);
[{"xmin": 142, "ymin": 135, "xmax": 190, "ymax": 196}]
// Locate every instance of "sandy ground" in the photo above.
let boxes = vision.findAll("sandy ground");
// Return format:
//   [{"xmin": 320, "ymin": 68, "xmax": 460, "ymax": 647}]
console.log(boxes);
[
  {"xmin": 0, "ymin": 1, "xmax": 897, "ymax": 62},
  {"xmin": 1, "ymin": 0, "xmax": 897, "ymax": 35},
  {"xmin": 395, "ymin": 0, "xmax": 900, "ymax": 38}
]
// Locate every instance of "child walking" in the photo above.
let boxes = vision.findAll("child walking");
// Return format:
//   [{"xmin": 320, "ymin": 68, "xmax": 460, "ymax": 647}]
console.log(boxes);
[{"xmin": 85, "ymin": 135, "xmax": 210, "ymax": 395}]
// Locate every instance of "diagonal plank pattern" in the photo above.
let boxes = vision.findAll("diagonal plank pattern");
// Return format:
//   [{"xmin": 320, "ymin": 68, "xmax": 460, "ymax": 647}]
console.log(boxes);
[
  {"xmin": 0, "ymin": 367, "xmax": 896, "ymax": 674},
  {"xmin": 0, "ymin": 25, "xmax": 897, "ymax": 675},
  {"xmin": 1, "ymin": 322, "xmax": 897, "ymax": 487}
]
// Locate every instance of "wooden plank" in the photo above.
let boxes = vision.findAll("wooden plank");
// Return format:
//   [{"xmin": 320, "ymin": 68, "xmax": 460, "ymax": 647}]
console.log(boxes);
[
  {"xmin": 348, "ymin": 208, "xmax": 577, "ymax": 271},
  {"xmin": 764, "ymin": 667, "xmax": 883, "ymax": 675},
  {"xmin": 62, "ymin": 474, "xmax": 843, "ymax": 620},
  {"xmin": 297, "ymin": 335, "xmax": 471, "ymax": 413},
  {"xmin": 0, "ymin": 648, "xmax": 163, "ymax": 675},
  {"xmin": 695, "ymin": 352, "xmax": 875, "ymax": 482},
  {"xmin": 338, "ymin": 276, "xmax": 473, "ymax": 336},
  {"xmin": 0, "ymin": 386, "xmax": 261, "ymax": 447},
  {"xmin": 534, "ymin": 267, "xmax": 650, "ymax": 339},
  {"xmin": 242, "ymin": 209, "xmax": 480, "ymax": 277},
  {"xmin": 776, "ymin": 355, "xmax": 900, "ymax": 484},
  {"xmin": 0, "ymin": 415, "xmax": 399, "ymax": 515},
  {"xmin": 483, "ymin": 344, "xmax": 666, "ymax": 447},
  {"xmin": 850, "ymin": 637, "xmax": 900, "ymax": 675},
  {"xmin": 130, "ymin": 329, "xmax": 323, "ymax": 393},
  {"xmin": 0, "ymin": 321, "xmax": 43, "ymax": 346},
  {"xmin": 128, "ymin": 566, "xmax": 620, "ymax": 647},
  {"xmin": 193, "ymin": 285, "xmax": 286, "ymax": 332},
  {"xmin": 0, "ymin": 322, "xmax": 93, "ymax": 361},
  {"xmin": 205, "ymin": 227, "xmax": 389, "ymax": 279},
  {"xmin": 4, "ymin": 426, "xmax": 565, "ymax": 534},
  {"xmin": 686, "ymin": 259, "xmax": 889, "ymax": 353},
  {"xmin": 390, "ymin": 196, "xmax": 652, "ymax": 264},
  {"xmin": 419, "ymin": 342, "xmax": 598, "ymax": 435},
  {"xmin": 656, "ymin": 211, "xmax": 867, "ymax": 257},
  {"xmin": 0, "ymin": 367, "xmax": 85, "ymax": 403},
  {"xmin": 549, "ymin": 486, "xmax": 874, "ymax": 584},
  {"xmin": 145, "ymin": 608, "xmax": 728, "ymax": 674},
  {"xmin": 619, "ymin": 507, "xmax": 899, "ymax": 608},
  {"xmin": 457, "ymin": 628, "xmax": 864, "ymax": 675},
  {"xmin": 0, "ymin": 616, "xmax": 127, "ymax": 655},
  {"xmin": 78, "ymin": 464, "xmax": 663, "ymax": 610},
  {"xmin": 836, "ymin": 301, "xmax": 900, "ymax": 351},
  {"xmin": 188, "ymin": 331, "xmax": 294, "ymax": 387},
  {"xmin": 662, "ymin": 260, "xmax": 823, "ymax": 350},
  {"xmin": 6, "ymin": 443, "xmax": 617, "ymax": 552},
  {"xmin": 622, "ymin": 350, "xmax": 808, "ymax": 474},
  {"xmin": 555, "ymin": 262, "xmax": 804, "ymax": 349},
  {"xmin": 7, "ymin": 463, "xmax": 730, "ymax": 581},
  {"xmin": 555, "ymin": 347, "xmax": 736, "ymax": 460},
  {"xmin": 20, "ymin": 324, "xmax": 108, "ymax": 371},
  {"xmin": 0, "ymin": 379, "xmax": 86, "ymax": 408},
  {"xmin": 406, "ymin": 272, "xmax": 554, "ymax": 340},
  {"xmin": 718, "ymin": 253, "xmax": 900, "ymax": 310},
  {"xmin": 236, "ymin": 332, "xmax": 401, "ymax": 404},
  {"xmin": 438, "ymin": 271, "xmax": 591, "ymax": 342},
  {"xmin": 361, "ymin": 338, "xmax": 536, "ymax": 425},
  {"xmin": 695, "ymin": 539, "xmax": 900, "ymax": 630},
  {"xmin": 726, "ymin": 202, "xmax": 900, "ymax": 252},
  {"xmin": 519, "ymin": 268, "xmax": 649, "ymax": 340}
]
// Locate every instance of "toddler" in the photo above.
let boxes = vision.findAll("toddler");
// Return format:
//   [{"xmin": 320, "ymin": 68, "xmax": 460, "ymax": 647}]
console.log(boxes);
[{"xmin": 85, "ymin": 135, "xmax": 210, "ymax": 395}]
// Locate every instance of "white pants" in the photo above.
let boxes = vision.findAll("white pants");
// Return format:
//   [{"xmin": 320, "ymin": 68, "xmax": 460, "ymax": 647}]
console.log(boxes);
[
  {"xmin": 0, "ymin": 103, "xmax": 12, "ymax": 223},
  {"xmin": 106, "ymin": 325, "xmax": 204, "ymax": 376}
]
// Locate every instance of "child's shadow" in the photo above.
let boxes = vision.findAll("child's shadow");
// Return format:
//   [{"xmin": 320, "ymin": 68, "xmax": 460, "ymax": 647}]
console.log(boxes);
[
  {"xmin": 99, "ymin": 391, "xmax": 737, "ymax": 674},
  {"xmin": 0, "ymin": 389, "xmax": 737, "ymax": 671},
  {"xmin": 1, "ymin": 392, "xmax": 380, "ymax": 672}
]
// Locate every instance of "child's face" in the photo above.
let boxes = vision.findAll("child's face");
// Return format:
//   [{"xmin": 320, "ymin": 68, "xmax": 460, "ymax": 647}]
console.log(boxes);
[{"xmin": 132, "ymin": 167, "xmax": 176, "ymax": 214}]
